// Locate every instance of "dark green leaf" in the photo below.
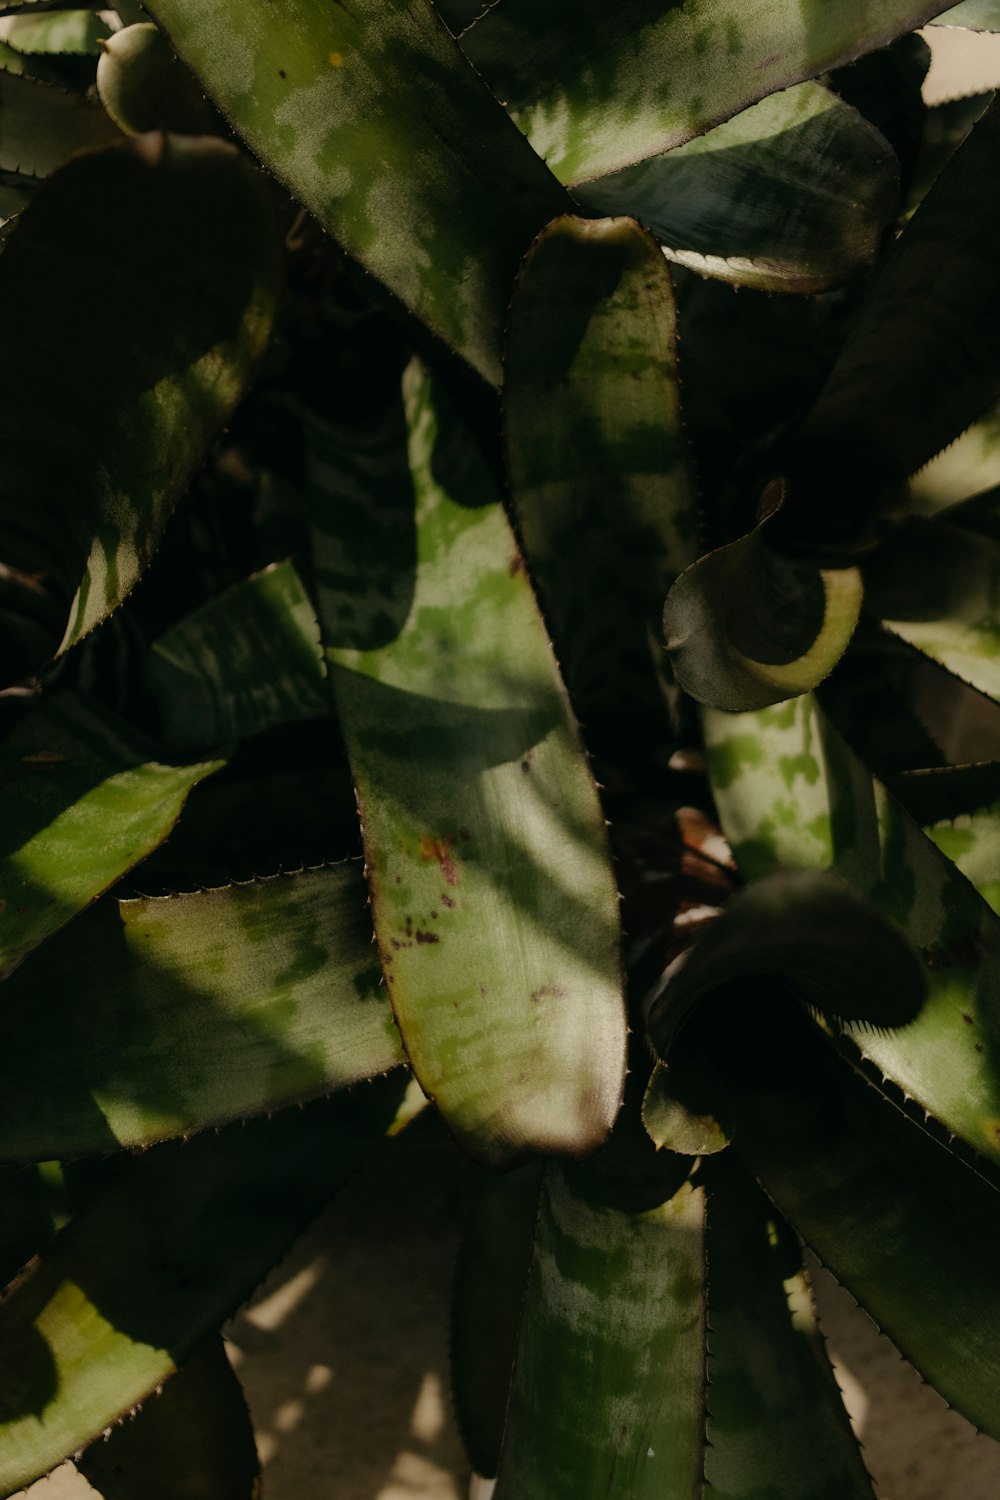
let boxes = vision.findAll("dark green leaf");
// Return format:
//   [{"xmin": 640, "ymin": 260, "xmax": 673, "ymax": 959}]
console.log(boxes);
[
  {"xmin": 0, "ymin": 693, "xmax": 221, "ymax": 979},
  {"xmin": 0, "ymin": 865, "xmax": 402, "ymax": 1159},
  {"xmin": 96, "ymin": 22, "xmax": 218, "ymax": 135},
  {"xmin": 310, "ymin": 362, "xmax": 626, "ymax": 1166},
  {"xmin": 78, "ymin": 1338, "xmax": 259, "ymax": 1500},
  {"xmin": 0, "ymin": 135, "xmax": 282, "ymax": 681},
  {"xmin": 0, "ymin": 70, "xmax": 121, "ymax": 182},
  {"xmin": 576, "ymin": 86, "xmax": 897, "ymax": 293},
  {"xmin": 142, "ymin": 0, "xmax": 568, "ymax": 385},
  {"xmin": 0, "ymin": 1074, "xmax": 412, "ymax": 1495}
]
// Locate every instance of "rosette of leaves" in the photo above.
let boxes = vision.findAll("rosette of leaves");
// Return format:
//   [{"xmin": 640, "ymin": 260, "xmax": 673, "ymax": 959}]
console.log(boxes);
[{"xmin": 0, "ymin": 3, "xmax": 1000, "ymax": 1498}]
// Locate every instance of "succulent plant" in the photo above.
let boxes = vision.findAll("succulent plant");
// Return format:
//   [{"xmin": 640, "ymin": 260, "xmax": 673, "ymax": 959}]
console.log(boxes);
[{"xmin": 0, "ymin": 2, "xmax": 999, "ymax": 1496}]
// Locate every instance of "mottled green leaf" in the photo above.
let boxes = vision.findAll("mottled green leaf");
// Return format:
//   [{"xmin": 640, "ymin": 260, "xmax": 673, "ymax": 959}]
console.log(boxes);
[
  {"xmin": 0, "ymin": 70, "xmax": 120, "ymax": 181},
  {"xmin": 664, "ymin": 497, "xmax": 863, "ymax": 711},
  {"xmin": 702, "ymin": 695, "xmax": 1000, "ymax": 1163},
  {"xmin": 0, "ymin": 693, "xmax": 221, "ymax": 979},
  {"xmin": 0, "ymin": 1074, "xmax": 410, "ymax": 1496},
  {"xmin": 145, "ymin": 560, "xmax": 329, "ymax": 752},
  {"xmin": 311, "ymin": 362, "xmax": 626, "ymax": 1166},
  {"xmin": 646, "ymin": 871, "xmax": 924, "ymax": 1062},
  {"xmin": 451, "ymin": 1162, "xmax": 543, "ymax": 1477},
  {"xmin": 791, "ymin": 97, "xmax": 1000, "ymax": 521},
  {"xmin": 576, "ymin": 86, "xmax": 897, "ymax": 293},
  {"xmin": 493, "ymin": 1142, "xmax": 705, "ymax": 1500},
  {"xmin": 0, "ymin": 8, "xmax": 103, "ymax": 53},
  {"xmin": 924, "ymin": 802, "xmax": 1000, "ymax": 916},
  {"xmin": 460, "ymin": 0, "xmax": 949, "ymax": 185},
  {"xmin": 0, "ymin": 135, "xmax": 282, "ymax": 681},
  {"xmin": 504, "ymin": 214, "xmax": 698, "ymax": 734},
  {"xmin": 78, "ymin": 1338, "xmax": 259, "ymax": 1500},
  {"xmin": 142, "ymin": 0, "xmax": 568, "ymax": 386},
  {"xmin": 0, "ymin": 865, "xmax": 402, "ymax": 1159},
  {"xmin": 702, "ymin": 1155, "xmax": 874, "ymax": 1500},
  {"xmin": 723, "ymin": 1001, "xmax": 1000, "ymax": 1440},
  {"xmin": 930, "ymin": 0, "xmax": 1000, "ymax": 26},
  {"xmin": 96, "ymin": 22, "xmax": 218, "ymax": 135},
  {"xmin": 865, "ymin": 517, "xmax": 1000, "ymax": 705}
]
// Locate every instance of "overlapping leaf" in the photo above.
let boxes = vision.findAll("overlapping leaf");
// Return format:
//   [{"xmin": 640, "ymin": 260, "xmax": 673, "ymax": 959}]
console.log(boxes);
[
  {"xmin": 0, "ymin": 865, "xmax": 402, "ymax": 1159},
  {"xmin": 0, "ymin": 135, "xmax": 282, "ymax": 681},
  {"xmin": 310, "ymin": 361, "xmax": 626, "ymax": 1167},
  {"xmin": 0, "ymin": 1075, "xmax": 410, "ymax": 1496},
  {"xmin": 142, "ymin": 0, "xmax": 568, "ymax": 385},
  {"xmin": 930, "ymin": 1, "xmax": 1000, "ymax": 26},
  {"xmin": 96, "ymin": 22, "xmax": 218, "ymax": 136},
  {"xmin": 0, "ymin": 693, "xmax": 221, "ymax": 979},
  {"xmin": 0, "ymin": 70, "xmax": 120, "ymax": 181}
]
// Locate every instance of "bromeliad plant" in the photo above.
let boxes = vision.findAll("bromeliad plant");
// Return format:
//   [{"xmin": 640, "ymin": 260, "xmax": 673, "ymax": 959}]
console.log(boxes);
[{"xmin": 2, "ymin": 0, "xmax": 1000, "ymax": 1495}]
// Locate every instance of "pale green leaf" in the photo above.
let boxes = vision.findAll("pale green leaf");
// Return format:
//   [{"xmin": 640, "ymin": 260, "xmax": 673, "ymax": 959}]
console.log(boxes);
[{"xmin": 930, "ymin": 1, "xmax": 1000, "ymax": 27}]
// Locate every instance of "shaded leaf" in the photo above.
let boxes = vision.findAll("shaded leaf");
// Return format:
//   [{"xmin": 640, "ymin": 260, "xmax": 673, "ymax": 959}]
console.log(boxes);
[
  {"xmin": 702, "ymin": 1155, "xmax": 875, "ymax": 1500},
  {"xmin": 0, "ymin": 865, "xmax": 402, "ymax": 1160},
  {"xmin": 577, "ymin": 86, "xmax": 897, "ymax": 294},
  {"xmin": 0, "ymin": 135, "xmax": 282, "ymax": 681},
  {"xmin": 145, "ymin": 560, "xmax": 329, "ymax": 751},
  {"xmin": 642, "ymin": 1059, "xmax": 731, "ymax": 1157},
  {"xmin": 702, "ymin": 694, "xmax": 1000, "ymax": 1163},
  {"xmin": 663, "ymin": 493, "xmax": 863, "ymax": 711},
  {"xmin": 504, "ymin": 214, "xmax": 698, "ymax": 734},
  {"xmin": 96, "ymin": 22, "xmax": 218, "ymax": 135},
  {"xmin": 909, "ymin": 401, "xmax": 1000, "ymax": 514},
  {"xmin": 0, "ymin": 692, "xmax": 221, "ymax": 980},
  {"xmin": 0, "ymin": 1074, "xmax": 411, "ymax": 1496},
  {"xmin": 0, "ymin": 70, "xmax": 120, "ymax": 181},
  {"xmin": 923, "ymin": 801, "xmax": 1000, "ymax": 915},
  {"xmin": 142, "ymin": 0, "xmax": 568, "ymax": 385},
  {"xmin": 311, "ymin": 361, "xmax": 626, "ymax": 1166},
  {"xmin": 451, "ymin": 1161, "xmax": 543, "ymax": 1478},
  {"xmin": 493, "ymin": 1139, "xmax": 705, "ymax": 1500},
  {"xmin": 459, "ymin": 0, "xmax": 949, "ymax": 185},
  {"xmin": 865, "ymin": 517, "xmax": 1000, "ymax": 705},
  {"xmin": 78, "ymin": 1337, "xmax": 259, "ymax": 1500},
  {"xmin": 906, "ymin": 90, "xmax": 992, "ymax": 215}
]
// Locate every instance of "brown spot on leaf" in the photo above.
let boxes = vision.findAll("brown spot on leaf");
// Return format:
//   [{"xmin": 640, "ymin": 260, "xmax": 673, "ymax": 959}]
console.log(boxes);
[
  {"xmin": 442, "ymin": 893, "xmax": 455, "ymax": 909},
  {"xmin": 531, "ymin": 983, "xmax": 568, "ymax": 1005},
  {"xmin": 508, "ymin": 553, "xmax": 524, "ymax": 577},
  {"xmin": 418, "ymin": 835, "xmax": 458, "ymax": 886},
  {"xmin": 962, "ymin": 1012, "xmax": 975, "ymax": 1025},
  {"xmin": 521, "ymin": 753, "xmax": 532, "ymax": 774},
  {"xmin": 415, "ymin": 930, "xmax": 439, "ymax": 944}
]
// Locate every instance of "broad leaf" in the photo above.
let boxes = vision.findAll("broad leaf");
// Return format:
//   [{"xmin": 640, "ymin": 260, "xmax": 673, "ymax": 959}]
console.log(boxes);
[
  {"xmin": 576, "ymin": 86, "xmax": 897, "ymax": 294},
  {"xmin": 702, "ymin": 694, "xmax": 1000, "ymax": 1163},
  {"xmin": 0, "ymin": 1075, "xmax": 410, "ymax": 1496},
  {"xmin": 865, "ymin": 517, "xmax": 1000, "ymax": 705},
  {"xmin": 0, "ymin": 8, "xmax": 104, "ymax": 53},
  {"xmin": 96, "ymin": 22, "xmax": 218, "ymax": 135},
  {"xmin": 451, "ymin": 1162, "xmax": 543, "ymax": 1477},
  {"xmin": 702, "ymin": 1155, "xmax": 875, "ymax": 1500},
  {"xmin": 504, "ymin": 214, "xmax": 698, "ymax": 734},
  {"xmin": 310, "ymin": 362, "xmax": 626, "ymax": 1166},
  {"xmin": 78, "ymin": 1337, "xmax": 259, "ymax": 1500},
  {"xmin": 0, "ymin": 693, "xmax": 221, "ymax": 979},
  {"xmin": 459, "ymin": 0, "xmax": 951, "ymax": 185},
  {"xmin": 0, "ymin": 136, "xmax": 282, "ymax": 681},
  {"xmin": 493, "ymin": 1140, "xmax": 705, "ymax": 1500},
  {"xmin": 145, "ymin": 560, "xmax": 329, "ymax": 751},
  {"xmin": 142, "ymin": 0, "xmax": 568, "ymax": 385},
  {"xmin": 663, "ymin": 495, "xmax": 863, "ymax": 711},
  {"xmin": 0, "ymin": 70, "xmax": 120, "ymax": 181},
  {"xmin": 722, "ymin": 1000, "xmax": 1000, "ymax": 1440},
  {"xmin": 930, "ymin": 0, "xmax": 1000, "ymax": 26},
  {"xmin": 0, "ymin": 865, "xmax": 402, "ymax": 1159}
]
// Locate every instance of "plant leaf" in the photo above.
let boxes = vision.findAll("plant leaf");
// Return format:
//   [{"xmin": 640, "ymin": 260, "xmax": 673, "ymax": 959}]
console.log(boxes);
[
  {"xmin": 0, "ymin": 1074, "xmax": 411, "ymax": 1496},
  {"xmin": 0, "ymin": 135, "xmax": 282, "ymax": 681},
  {"xmin": 789, "ymin": 96, "xmax": 1000, "ymax": 524},
  {"xmin": 909, "ymin": 402, "xmax": 1000, "ymax": 514},
  {"xmin": 310, "ymin": 362, "xmax": 626, "ymax": 1167},
  {"xmin": 722, "ymin": 999, "xmax": 1000, "ymax": 1441},
  {"xmin": 702, "ymin": 694, "xmax": 1000, "ymax": 1163},
  {"xmin": 459, "ymin": 0, "xmax": 950, "ymax": 185},
  {"xmin": 492, "ymin": 1142, "xmax": 705, "ymax": 1500},
  {"xmin": 576, "ymin": 85, "xmax": 898, "ymax": 294},
  {"xmin": 141, "ymin": 0, "xmax": 568, "ymax": 386},
  {"xmin": 504, "ymin": 214, "xmax": 698, "ymax": 734},
  {"xmin": 663, "ymin": 495, "xmax": 863, "ymax": 712},
  {"xmin": 930, "ymin": 0, "xmax": 1000, "ymax": 26},
  {"xmin": 0, "ymin": 692, "xmax": 221, "ymax": 979},
  {"xmin": 96, "ymin": 22, "xmax": 218, "ymax": 135},
  {"xmin": 0, "ymin": 8, "xmax": 104, "ymax": 53},
  {"xmin": 923, "ymin": 801, "xmax": 1000, "ymax": 916},
  {"xmin": 78, "ymin": 1337, "xmax": 259, "ymax": 1500},
  {"xmin": 702, "ymin": 1154, "xmax": 875, "ymax": 1500},
  {"xmin": 0, "ymin": 70, "xmax": 120, "ymax": 181},
  {"xmin": 451, "ymin": 1161, "xmax": 543, "ymax": 1478},
  {"xmin": 145, "ymin": 560, "xmax": 329, "ymax": 751},
  {"xmin": 0, "ymin": 865, "xmax": 402, "ymax": 1160},
  {"xmin": 865, "ymin": 517, "xmax": 1000, "ymax": 706}
]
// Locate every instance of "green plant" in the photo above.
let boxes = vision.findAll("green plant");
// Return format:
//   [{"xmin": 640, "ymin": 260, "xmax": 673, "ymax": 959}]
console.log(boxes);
[{"xmin": 0, "ymin": 1, "xmax": 999, "ymax": 1495}]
